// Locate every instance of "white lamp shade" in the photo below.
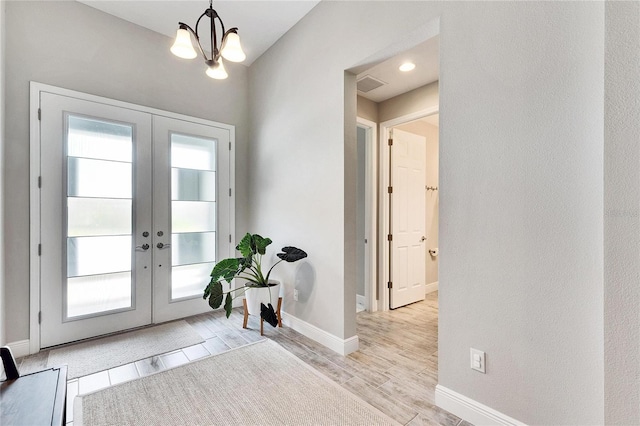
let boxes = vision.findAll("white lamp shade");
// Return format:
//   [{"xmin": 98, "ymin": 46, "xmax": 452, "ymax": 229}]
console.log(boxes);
[
  {"xmin": 170, "ymin": 29, "xmax": 197, "ymax": 59},
  {"xmin": 206, "ymin": 59, "xmax": 228, "ymax": 79},
  {"xmin": 221, "ymin": 32, "xmax": 246, "ymax": 63}
]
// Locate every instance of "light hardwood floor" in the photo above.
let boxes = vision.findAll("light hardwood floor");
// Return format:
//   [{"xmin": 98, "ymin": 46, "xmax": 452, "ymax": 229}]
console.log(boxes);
[{"xmin": 17, "ymin": 291, "xmax": 470, "ymax": 426}]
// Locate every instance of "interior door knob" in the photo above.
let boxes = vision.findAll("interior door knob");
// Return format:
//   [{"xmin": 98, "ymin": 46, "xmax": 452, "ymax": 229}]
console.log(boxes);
[
  {"xmin": 135, "ymin": 243, "xmax": 150, "ymax": 251},
  {"xmin": 420, "ymin": 236, "xmax": 426, "ymax": 242},
  {"xmin": 157, "ymin": 242, "xmax": 171, "ymax": 249}
]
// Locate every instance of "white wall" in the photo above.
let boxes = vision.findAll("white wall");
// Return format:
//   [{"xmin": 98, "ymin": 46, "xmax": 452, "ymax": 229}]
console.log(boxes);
[
  {"xmin": 4, "ymin": 1, "xmax": 250, "ymax": 344},
  {"xmin": 604, "ymin": 2, "xmax": 640, "ymax": 424},
  {"xmin": 248, "ymin": 1, "xmax": 605, "ymax": 424}
]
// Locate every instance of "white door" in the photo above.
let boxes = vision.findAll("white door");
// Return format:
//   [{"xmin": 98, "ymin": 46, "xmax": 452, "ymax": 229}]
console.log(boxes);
[
  {"xmin": 389, "ymin": 128, "xmax": 427, "ymax": 309},
  {"xmin": 152, "ymin": 116, "xmax": 232, "ymax": 323},
  {"xmin": 38, "ymin": 91, "xmax": 232, "ymax": 347},
  {"xmin": 40, "ymin": 93, "xmax": 153, "ymax": 347}
]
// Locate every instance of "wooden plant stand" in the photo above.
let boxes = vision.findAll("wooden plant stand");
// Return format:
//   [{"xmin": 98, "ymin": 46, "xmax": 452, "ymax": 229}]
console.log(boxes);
[{"xmin": 242, "ymin": 297, "xmax": 283, "ymax": 335}]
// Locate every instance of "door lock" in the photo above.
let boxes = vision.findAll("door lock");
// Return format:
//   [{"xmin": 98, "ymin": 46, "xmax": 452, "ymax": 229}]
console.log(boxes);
[
  {"xmin": 142, "ymin": 231, "xmax": 149, "ymax": 238},
  {"xmin": 420, "ymin": 236, "xmax": 426, "ymax": 242}
]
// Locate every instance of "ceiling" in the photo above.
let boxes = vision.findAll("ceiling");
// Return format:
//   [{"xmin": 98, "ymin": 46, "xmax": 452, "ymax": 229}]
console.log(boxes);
[
  {"xmin": 77, "ymin": 0, "xmax": 321, "ymax": 65},
  {"xmin": 76, "ymin": 1, "xmax": 437, "ymax": 102},
  {"xmin": 356, "ymin": 36, "xmax": 439, "ymax": 103}
]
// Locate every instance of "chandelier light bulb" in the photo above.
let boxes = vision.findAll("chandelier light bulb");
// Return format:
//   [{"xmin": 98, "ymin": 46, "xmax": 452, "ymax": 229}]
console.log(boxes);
[
  {"xmin": 221, "ymin": 32, "xmax": 246, "ymax": 63},
  {"xmin": 206, "ymin": 59, "xmax": 228, "ymax": 79},
  {"xmin": 170, "ymin": 28, "xmax": 197, "ymax": 59}
]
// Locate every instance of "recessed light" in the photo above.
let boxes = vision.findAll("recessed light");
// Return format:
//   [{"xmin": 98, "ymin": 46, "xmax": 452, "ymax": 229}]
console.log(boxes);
[{"xmin": 399, "ymin": 62, "xmax": 416, "ymax": 72}]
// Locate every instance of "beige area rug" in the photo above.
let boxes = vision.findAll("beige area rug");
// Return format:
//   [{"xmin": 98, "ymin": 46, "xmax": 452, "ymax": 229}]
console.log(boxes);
[
  {"xmin": 47, "ymin": 320, "xmax": 203, "ymax": 379},
  {"xmin": 75, "ymin": 340, "xmax": 401, "ymax": 426}
]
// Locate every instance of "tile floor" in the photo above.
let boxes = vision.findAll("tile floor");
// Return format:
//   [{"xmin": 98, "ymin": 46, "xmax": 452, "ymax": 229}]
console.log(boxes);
[{"xmin": 16, "ymin": 291, "xmax": 471, "ymax": 426}]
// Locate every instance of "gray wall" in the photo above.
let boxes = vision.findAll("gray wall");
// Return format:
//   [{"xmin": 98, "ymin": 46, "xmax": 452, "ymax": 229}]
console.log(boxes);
[
  {"xmin": 0, "ymin": 0, "xmax": 5, "ymax": 347},
  {"xmin": 604, "ymin": 2, "xmax": 640, "ymax": 423},
  {"xmin": 379, "ymin": 81, "xmax": 438, "ymax": 123},
  {"xmin": 248, "ymin": 1, "xmax": 605, "ymax": 424},
  {"xmin": 4, "ymin": 1, "xmax": 250, "ymax": 343},
  {"xmin": 356, "ymin": 96, "xmax": 378, "ymax": 123}
]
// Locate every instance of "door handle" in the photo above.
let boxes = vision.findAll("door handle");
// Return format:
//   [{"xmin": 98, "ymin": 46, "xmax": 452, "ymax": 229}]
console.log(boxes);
[
  {"xmin": 156, "ymin": 242, "xmax": 172, "ymax": 249},
  {"xmin": 135, "ymin": 243, "xmax": 150, "ymax": 251}
]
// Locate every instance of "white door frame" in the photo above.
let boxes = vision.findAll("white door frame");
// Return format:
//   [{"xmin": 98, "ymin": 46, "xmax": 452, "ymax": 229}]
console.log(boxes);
[
  {"xmin": 379, "ymin": 106, "xmax": 438, "ymax": 311},
  {"xmin": 356, "ymin": 117, "xmax": 378, "ymax": 312},
  {"xmin": 29, "ymin": 82, "xmax": 235, "ymax": 353}
]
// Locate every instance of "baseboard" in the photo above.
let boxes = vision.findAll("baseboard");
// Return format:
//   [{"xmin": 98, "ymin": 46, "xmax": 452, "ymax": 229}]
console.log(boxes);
[
  {"xmin": 6, "ymin": 339, "xmax": 31, "ymax": 359},
  {"xmin": 435, "ymin": 385, "xmax": 524, "ymax": 426},
  {"xmin": 425, "ymin": 281, "xmax": 439, "ymax": 294},
  {"xmin": 281, "ymin": 312, "xmax": 359, "ymax": 355}
]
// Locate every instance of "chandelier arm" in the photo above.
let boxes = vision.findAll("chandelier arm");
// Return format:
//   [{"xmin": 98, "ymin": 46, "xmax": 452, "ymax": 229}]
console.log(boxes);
[
  {"xmin": 194, "ymin": 11, "xmax": 214, "ymax": 61},
  {"xmin": 179, "ymin": 21, "xmax": 208, "ymax": 61}
]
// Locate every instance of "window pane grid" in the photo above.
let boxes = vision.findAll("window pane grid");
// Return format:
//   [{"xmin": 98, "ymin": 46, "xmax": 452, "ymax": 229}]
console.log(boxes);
[
  {"xmin": 66, "ymin": 115, "xmax": 134, "ymax": 318},
  {"xmin": 170, "ymin": 133, "xmax": 217, "ymax": 300}
]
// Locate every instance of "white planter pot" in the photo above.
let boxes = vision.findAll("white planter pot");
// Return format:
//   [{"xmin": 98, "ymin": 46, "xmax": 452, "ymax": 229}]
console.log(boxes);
[{"xmin": 244, "ymin": 280, "xmax": 280, "ymax": 316}]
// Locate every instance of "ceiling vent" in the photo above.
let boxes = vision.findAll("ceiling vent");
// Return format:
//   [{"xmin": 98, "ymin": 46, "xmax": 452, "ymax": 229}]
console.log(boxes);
[{"xmin": 357, "ymin": 75, "xmax": 386, "ymax": 93}]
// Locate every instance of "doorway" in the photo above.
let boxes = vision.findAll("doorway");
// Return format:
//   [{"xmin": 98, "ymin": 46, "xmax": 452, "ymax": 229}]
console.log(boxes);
[
  {"xmin": 352, "ymin": 34, "xmax": 440, "ymax": 313},
  {"xmin": 356, "ymin": 118, "xmax": 378, "ymax": 313},
  {"xmin": 31, "ymin": 84, "xmax": 234, "ymax": 349}
]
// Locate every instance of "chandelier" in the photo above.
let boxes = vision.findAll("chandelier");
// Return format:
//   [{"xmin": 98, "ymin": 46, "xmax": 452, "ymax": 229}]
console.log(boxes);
[{"xmin": 170, "ymin": 0, "xmax": 246, "ymax": 79}]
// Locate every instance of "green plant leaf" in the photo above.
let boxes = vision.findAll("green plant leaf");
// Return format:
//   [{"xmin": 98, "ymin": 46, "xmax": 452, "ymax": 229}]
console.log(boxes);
[
  {"xmin": 277, "ymin": 246, "xmax": 307, "ymax": 263},
  {"xmin": 253, "ymin": 234, "xmax": 272, "ymax": 255},
  {"xmin": 224, "ymin": 293, "xmax": 233, "ymax": 318},
  {"xmin": 236, "ymin": 233, "xmax": 254, "ymax": 257},
  {"xmin": 208, "ymin": 281, "xmax": 224, "ymax": 309},
  {"xmin": 236, "ymin": 233, "xmax": 272, "ymax": 257},
  {"xmin": 210, "ymin": 258, "xmax": 241, "ymax": 284}
]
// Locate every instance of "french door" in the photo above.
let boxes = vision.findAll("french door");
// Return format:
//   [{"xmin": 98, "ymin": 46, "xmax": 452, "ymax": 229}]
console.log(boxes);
[{"xmin": 37, "ymin": 90, "xmax": 232, "ymax": 348}]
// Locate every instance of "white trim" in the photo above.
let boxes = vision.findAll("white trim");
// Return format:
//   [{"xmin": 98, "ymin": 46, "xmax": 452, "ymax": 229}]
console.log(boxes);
[
  {"xmin": 281, "ymin": 312, "xmax": 359, "ymax": 355},
  {"xmin": 425, "ymin": 281, "xmax": 439, "ymax": 294},
  {"xmin": 7, "ymin": 340, "xmax": 31, "ymax": 359},
  {"xmin": 356, "ymin": 117, "xmax": 378, "ymax": 312},
  {"xmin": 435, "ymin": 385, "xmax": 525, "ymax": 426},
  {"xmin": 30, "ymin": 82, "xmax": 235, "ymax": 131},
  {"xmin": 29, "ymin": 84, "xmax": 41, "ymax": 354},
  {"xmin": 379, "ymin": 106, "xmax": 439, "ymax": 311}
]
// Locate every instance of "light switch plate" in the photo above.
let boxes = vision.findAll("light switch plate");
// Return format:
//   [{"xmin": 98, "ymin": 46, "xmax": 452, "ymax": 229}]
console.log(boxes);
[{"xmin": 470, "ymin": 348, "xmax": 486, "ymax": 373}]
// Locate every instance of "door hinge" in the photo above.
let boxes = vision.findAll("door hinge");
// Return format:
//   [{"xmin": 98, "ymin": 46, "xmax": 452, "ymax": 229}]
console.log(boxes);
[
  {"xmin": 388, "ymin": 138, "xmax": 393, "ymax": 146},
  {"xmin": 229, "ymin": 234, "xmax": 232, "ymax": 243},
  {"xmin": 38, "ymin": 176, "xmax": 42, "ymax": 188},
  {"xmin": 38, "ymin": 311, "xmax": 42, "ymax": 324},
  {"xmin": 387, "ymin": 281, "xmax": 393, "ymax": 289},
  {"xmin": 387, "ymin": 234, "xmax": 392, "ymax": 241},
  {"xmin": 229, "ymin": 188, "xmax": 232, "ymax": 197},
  {"xmin": 387, "ymin": 186, "xmax": 392, "ymax": 194},
  {"xmin": 38, "ymin": 108, "xmax": 41, "ymax": 121},
  {"xmin": 38, "ymin": 244, "xmax": 41, "ymax": 256},
  {"xmin": 229, "ymin": 142, "xmax": 232, "ymax": 151}
]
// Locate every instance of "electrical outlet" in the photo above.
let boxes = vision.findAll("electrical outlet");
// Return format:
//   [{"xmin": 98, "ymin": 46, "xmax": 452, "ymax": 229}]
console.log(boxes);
[
  {"xmin": 293, "ymin": 289, "xmax": 299, "ymax": 301},
  {"xmin": 470, "ymin": 348, "xmax": 486, "ymax": 373}
]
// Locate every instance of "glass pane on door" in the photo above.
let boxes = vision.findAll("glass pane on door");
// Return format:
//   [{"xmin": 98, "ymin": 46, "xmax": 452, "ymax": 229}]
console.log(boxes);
[
  {"xmin": 170, "ymin": 133, "xmax": 217, "ymax": 300},
  {"xmin": 65, "ymin": 115, "xmax": 134, "ymax": 319}
]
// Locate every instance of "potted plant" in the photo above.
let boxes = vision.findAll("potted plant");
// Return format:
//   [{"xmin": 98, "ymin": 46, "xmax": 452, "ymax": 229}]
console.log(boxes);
[{"xmin": 203, "ymin": 233, "xmax": 307, "ymax": 327}]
